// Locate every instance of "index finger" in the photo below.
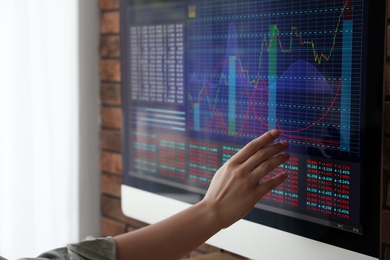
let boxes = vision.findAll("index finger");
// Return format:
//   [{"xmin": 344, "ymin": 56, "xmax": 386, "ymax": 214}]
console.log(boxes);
[{"xmin": 229, "ymin": 129, "xmax": 280, "ymax": 164}]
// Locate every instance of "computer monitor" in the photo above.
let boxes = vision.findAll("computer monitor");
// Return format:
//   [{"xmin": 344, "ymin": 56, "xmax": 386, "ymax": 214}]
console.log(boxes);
[{"xmin": 120, "ymin": 0, "xmax": 385, "ymax": 259}]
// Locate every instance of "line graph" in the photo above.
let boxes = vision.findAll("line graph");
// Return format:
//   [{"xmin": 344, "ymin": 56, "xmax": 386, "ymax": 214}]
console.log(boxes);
[
  {"xmin": 264, "ymin": 0, "xmax": 350, "ymax": 65},
  {"xmin": 187, "ymin": 0, "xmax": 362, "ymax": 154}
]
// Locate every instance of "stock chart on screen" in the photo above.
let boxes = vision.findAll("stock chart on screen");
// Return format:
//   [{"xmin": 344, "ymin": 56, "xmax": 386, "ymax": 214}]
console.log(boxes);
[
  {"xmin": 184, "ymin": 0, "xmax": 361, "ymax": 231},
  {"xmin": 187, "ymin": 0, "xmax": 358, "ymax": 152},
  {"xmin": 124, "ymin": 0, "xmax": 378, "ymax": 237}
]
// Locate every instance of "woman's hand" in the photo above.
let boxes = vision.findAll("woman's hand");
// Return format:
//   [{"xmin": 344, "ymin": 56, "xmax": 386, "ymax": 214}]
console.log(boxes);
[
  {"xmin": 115, "ymin": 129, "xmax": 290, "ymax": 260},
  {"xmin": 201, "ymin": 129, "xmax": 290, "ymax": 229}
]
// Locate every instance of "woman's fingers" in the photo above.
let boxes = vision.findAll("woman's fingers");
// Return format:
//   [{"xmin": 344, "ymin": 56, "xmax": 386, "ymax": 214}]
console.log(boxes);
[
  {"xmin": 250, "ymin": 152, "xmax": 290, "ymax": 183},
  {"xmin": 256, "ymin": 172, "xmax": 289, "ymax": 198},
  {"xmin": 229, "ymin": 129, "xmax": 281, "ymax": 164},
  {"xmin": 242, "ymin": 140, "xmax": 289, "ymax": 173}
]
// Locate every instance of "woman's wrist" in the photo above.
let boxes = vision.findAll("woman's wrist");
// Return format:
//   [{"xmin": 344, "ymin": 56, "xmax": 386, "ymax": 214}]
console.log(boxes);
[{"xmin": 196, "ymin": 199, "xmax": 226, "ymax": 231}]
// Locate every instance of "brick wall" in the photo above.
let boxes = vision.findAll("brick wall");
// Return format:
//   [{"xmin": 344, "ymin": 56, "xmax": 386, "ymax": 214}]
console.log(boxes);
[{"xmin": 99, "ymin": 0, "xmax": 390, "ymax": 259}]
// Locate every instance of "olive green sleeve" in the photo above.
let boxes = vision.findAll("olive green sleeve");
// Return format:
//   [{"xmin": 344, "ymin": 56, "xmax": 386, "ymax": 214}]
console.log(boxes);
[{"xmin": 17, "ymin": 237, "xmax": 117, "ymax": 260}]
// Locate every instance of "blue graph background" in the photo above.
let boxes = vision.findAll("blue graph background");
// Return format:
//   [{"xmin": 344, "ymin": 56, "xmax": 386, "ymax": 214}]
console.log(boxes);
[{"xmin": 187, "ymin": 0, "xmax": 363, "ymax": 156}]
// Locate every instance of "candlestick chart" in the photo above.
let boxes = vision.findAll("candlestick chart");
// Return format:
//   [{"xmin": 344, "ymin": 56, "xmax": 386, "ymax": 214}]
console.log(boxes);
[{"xmin": 187, "ymin": 0, "xmax": 362, "ymax": 155}]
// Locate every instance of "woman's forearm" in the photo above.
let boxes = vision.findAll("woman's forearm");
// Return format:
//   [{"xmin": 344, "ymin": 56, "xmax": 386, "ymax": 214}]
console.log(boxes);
[{"xmin": 114, "ymin": 200, "xmax": 221, "ymax": 260}]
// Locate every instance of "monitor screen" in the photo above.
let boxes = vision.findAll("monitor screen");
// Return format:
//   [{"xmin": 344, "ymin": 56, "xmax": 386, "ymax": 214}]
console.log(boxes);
[{"xmin": 120, "ymin": 0, "xmax": 384, "ymax": 259}]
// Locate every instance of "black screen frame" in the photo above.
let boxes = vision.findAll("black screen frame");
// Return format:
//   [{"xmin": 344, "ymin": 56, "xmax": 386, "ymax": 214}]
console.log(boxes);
[{"xmin": 120, "ymin": 0, "xmax": 385, "ymax": 257}]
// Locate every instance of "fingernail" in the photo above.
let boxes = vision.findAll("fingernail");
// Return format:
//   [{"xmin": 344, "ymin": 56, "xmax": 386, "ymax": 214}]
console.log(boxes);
[{"xmin": 270, "ymin": 129, "xmax": 279, "ymax": 137}]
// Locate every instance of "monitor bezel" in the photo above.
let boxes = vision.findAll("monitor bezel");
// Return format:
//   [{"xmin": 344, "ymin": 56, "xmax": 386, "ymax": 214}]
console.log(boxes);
[{"xmin": 119, "ymin": 0, "xmax": 385, "ymax": 258}]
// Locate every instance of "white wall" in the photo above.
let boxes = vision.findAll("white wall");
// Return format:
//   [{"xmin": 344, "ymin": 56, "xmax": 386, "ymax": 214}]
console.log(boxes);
[{"xmin": 0, "ymin": 1, "xmax": 100, "ymax": 258}]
